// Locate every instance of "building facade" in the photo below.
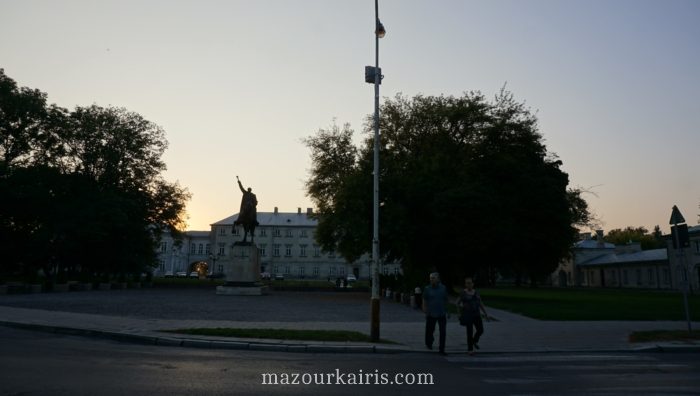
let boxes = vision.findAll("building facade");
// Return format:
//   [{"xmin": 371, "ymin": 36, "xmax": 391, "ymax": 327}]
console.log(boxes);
[
  {"xmin": 551, "ymin": 226, "xmax": 700, "ymax": 292},
  {"xmin": 155, "ymin": 231, "xmax": 211, "ymax": 276},
  {"xmin": 156, "ymin": 207, "xmax": 401, "ymax": 280}
]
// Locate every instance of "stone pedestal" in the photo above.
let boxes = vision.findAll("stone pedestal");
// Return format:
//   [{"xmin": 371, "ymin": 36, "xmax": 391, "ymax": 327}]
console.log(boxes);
[{"xmin": 216, "ymin": 242, "xmax": 268, "ymax": 296}]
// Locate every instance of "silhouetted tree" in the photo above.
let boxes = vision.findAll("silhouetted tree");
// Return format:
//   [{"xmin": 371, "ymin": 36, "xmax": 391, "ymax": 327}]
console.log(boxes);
[
  {"xmin": 0, "ymin": 69, "xmax": 189, "ymax": 282},
  {"xmin": 305, "ymin": 90, "xmax": 591, "ymax": 288}
]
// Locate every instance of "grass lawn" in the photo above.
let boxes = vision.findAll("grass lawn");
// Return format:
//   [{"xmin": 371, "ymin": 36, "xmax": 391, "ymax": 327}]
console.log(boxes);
[
  {"xmin": 629, "ymin": 330, "xmax": 700, "ymax": 343},
  {"xmin": 477, "ymin": 287, "xmax": 700, "ymax": 321},
  {"xmin": 162, "ymin": 328, "xmax": 394, "ymax": 343}
]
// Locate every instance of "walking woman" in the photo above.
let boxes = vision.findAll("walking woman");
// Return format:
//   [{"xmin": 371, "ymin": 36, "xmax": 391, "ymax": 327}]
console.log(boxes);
[{"xmin": 457, "ymin": 277, "xmax": 490, "ymax": 355}]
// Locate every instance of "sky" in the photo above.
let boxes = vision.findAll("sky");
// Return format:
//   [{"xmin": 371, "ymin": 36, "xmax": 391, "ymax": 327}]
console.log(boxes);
[{"xmin": 1, "ymin": 0, "xmax": 699, "ymax": 234}]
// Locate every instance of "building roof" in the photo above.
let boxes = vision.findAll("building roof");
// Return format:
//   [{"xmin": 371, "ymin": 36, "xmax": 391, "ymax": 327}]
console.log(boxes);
[
  {"xmin": 574, "ymin": 239, "xmax": 615, "ymax": 249},
  {"xmin": 211, "ymin": 211, "xmax": 317, "ymax": 227},
  {"xmin": 578, "ymin": 248, "xmax": 668, "ymax": 267},
  {"xmin": 185, "ymin": 231, "xmax": 211, "ymax": 238}
]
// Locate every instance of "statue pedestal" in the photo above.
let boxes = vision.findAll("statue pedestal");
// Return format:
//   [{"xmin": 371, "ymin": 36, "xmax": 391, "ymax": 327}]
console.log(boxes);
[{"xmin": 216, "ymin": 242, "xmax": 268, "ymax": 296}]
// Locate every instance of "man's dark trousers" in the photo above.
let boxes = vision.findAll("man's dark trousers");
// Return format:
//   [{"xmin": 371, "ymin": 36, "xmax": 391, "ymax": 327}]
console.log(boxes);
[{"xmin": 425, "ymin": 315, "xmax": 446, "ymax": 352}]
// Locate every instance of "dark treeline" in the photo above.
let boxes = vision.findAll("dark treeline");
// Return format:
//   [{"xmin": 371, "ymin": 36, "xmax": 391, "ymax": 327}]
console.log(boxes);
[{"xmin": 0, "ymin": 69, "xmax": 189, "ymax": 284}]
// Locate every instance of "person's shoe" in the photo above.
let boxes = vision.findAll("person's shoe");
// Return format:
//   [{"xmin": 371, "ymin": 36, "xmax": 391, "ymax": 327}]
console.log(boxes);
[
  {"xmin": 468, "ymin": 351, "xmax": 475, "ymax": 356},
  {"xmin": 474, "ymin": 343, "xmax": 480, "ymax": 350},
  {"xmin": 425, "ymin": 344, "xmax": 433, "ymax": 350}
]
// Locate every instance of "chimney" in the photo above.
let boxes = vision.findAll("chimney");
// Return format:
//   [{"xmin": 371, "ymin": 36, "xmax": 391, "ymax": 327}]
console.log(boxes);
[
  {"xmin": 274, "ymin": 207, "xmax": 278, "ymax": 214},
  {"xmin": 595, "ymin": 230, "xmax": 605, "ymax": 247},
  {"xmin": 307, "ymin": 208, "xmax": 313, "ymax": 215},
  {"xmin": 297, "ymin": 207, "xmax": 301, "ymax": 214}
]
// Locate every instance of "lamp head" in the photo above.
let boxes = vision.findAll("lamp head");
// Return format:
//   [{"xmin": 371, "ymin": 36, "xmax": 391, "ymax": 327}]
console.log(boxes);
[{"xmin": 375, "ymin": 20, "xmax": 386, "ymax": 38}]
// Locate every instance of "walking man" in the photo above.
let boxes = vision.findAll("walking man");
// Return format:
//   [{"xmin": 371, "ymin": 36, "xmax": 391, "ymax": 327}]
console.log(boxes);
[{"xmin": 422, "ymin": 272, "xmax": 448, "ymax": 355}]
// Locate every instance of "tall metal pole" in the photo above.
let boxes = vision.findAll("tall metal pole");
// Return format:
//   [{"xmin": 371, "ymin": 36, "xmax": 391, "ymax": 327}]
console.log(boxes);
[
  {"xmin": 370, "ymin": 0, "xmax": 381, "ymax": 342},
  {"xmin": 670, "ymin": 205, "xmax": 692, "ymax": 333},
  {"xmin": 672, "ymin": 223, "xmax": 692, "ymax": 333}
]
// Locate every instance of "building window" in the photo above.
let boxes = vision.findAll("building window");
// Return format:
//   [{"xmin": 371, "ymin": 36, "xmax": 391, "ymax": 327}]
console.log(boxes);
[
  {"xmin": 219, "ymin": 227, "xmax": 226, "ymax": 236},
  {"xmin": 160, "ymin": 242, "xmax": 167, "ymax": 253},
  {"xmin": 273, "ymin": 244, "xmax": 280, "ymax": 257},
  {"xmin": 298, "ymin": 267, "xmax": 305, "ymax": 277},
  {"xmin": 313, "ymin": 266, "xmax": 319, "ymax": 276},
  {"xmin": 285, "ymin": 244, "xmax": 292, "ymax": 257},
  {"xmin": 190, "ymin": 243, "xmax": 196, "ymax": 254},
  {"xmin": 205, "ymin": 244, "xmax": 211, "ymax": 255},
  {"xmin": 300, "ymin": 229, "xmax": 308, "ymax": 238},
  {"xmin": 273, "ymin": 265, "xmax": 279, "ymax": 274},
  {"xmin": 383, "ymin": 266, "xmax": 389, "ymax": 275},
  {"xmin": 330, "ymin": 267, "xmax": 336, "ymax": 276},
  {"xmin": 694, "ymin": 241, "xmax": 700, "ymax": 254},
  {"xmin": 394, "ymin": 267, "xmax": 400, "ymax": 275},
  {"xmin": 636, "ymin": 269, "xmax": 642, "ymax": 285},
  {"xmin": 339, "ymin": 266, "xmax": 345, "ymax": 276},
  {"xmin": 299, "ymin": 245, "xmax": 307, "ymax": 257},
  {"xmin": 663, "ymin": 268, "xmax": 670, "ymax": 284},
  {"xmin": 623, "ymin": 270, "xmax": 628, "ymax": 285},
  {"xmin": 647, "ymin": 269, "xmax": 654, "ymax": 284},
  {"xmin": 259, "ymin": 228, "xmax": 267, "ymax": 237},
  {"xmin": 232, "ymin": 227, "xmax": 240, "ymax": 236},
  {"xmin": 329, "ymin": 250, "xmax": 336, "ymax": 258},
  {"xmin": 218, "ymin": 264, "xmax": 223, "ymax": 273},
  {"xmin": 284, "ymin": 265, "xmax": 290, "ymax": 274},
  {"xmin": 313, "ymin": 245, "xmax": 320, "ymax": 257},
  {"xmin": 218, "ymin": 243, "xmax": 225, "ymax": 256},
  {"xmin": 273, "ymin": 228, "xmax": 281, "ymax": 237},
  {"xmin": 198, "ymin": 244, "xmax": 204, "ymax": 255},
  {"xmin": 285, "ymin": 229, "xmax": 293, "ymax": 238},
  {"xmin": 259, "ymin": 244, "xmax": 267, "ymax": 257}
]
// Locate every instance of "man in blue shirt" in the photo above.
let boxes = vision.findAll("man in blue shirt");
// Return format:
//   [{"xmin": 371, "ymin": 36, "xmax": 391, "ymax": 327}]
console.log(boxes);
[{"xmin": 422, "ymin": 272, "xmax": 448, "ymax": 355}]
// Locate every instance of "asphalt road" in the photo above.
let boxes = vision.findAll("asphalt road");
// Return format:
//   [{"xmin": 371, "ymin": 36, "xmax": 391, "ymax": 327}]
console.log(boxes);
[{"xmin": 1, "ymin": 327, "xmax": 699, "ymax": 396}]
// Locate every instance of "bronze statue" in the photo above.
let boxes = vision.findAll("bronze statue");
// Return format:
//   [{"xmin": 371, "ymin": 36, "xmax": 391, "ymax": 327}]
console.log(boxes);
[{"xmin": 233, "ymin": 176, "xmax": 258, "ymax": 243}]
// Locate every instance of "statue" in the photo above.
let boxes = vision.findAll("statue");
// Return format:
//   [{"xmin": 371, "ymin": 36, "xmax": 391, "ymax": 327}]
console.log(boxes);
[{"xmin": 233, "ymin": 176, "xmax": 258, "ymax": 243}]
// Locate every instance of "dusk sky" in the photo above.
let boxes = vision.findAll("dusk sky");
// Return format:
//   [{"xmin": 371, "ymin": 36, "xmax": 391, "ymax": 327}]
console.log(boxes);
[{"xmin": 2, "ymin": 0, "xmax": 698, "ymax": 234}]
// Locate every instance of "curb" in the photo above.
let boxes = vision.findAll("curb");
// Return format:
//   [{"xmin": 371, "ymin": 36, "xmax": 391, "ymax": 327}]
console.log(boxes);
[
  {"xmin": 0, "ymin": 320, "xmax": 410, "ymax": 354},
  {"xmin": 1, "ymin": 320, "xmax": 698, "ymax": 355}
]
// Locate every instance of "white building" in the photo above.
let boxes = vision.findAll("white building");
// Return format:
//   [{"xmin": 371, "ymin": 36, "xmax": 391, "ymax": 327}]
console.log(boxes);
[
  {"xmin": 155, "ymin": 231, "xmax": 211, "ymax": 276},
  {"xmin": 550, "ymin": 229, "xmax": 698, "ymax": 290},
  {"xmin": 156, "ymin": 207, "xmax": 402, "ymax": 280}
]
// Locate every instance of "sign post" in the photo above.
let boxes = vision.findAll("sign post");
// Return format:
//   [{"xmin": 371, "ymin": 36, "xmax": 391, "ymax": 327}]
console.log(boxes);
[{"xmin": 669, "ymin": 205, "xmax": 692, "ymax": 333}]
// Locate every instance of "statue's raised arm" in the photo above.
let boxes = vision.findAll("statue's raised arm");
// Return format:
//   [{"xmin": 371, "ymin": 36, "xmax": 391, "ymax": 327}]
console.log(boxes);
[{"xmin": 236, "ymin": 176, "xmax": 246, "ymax": 194}]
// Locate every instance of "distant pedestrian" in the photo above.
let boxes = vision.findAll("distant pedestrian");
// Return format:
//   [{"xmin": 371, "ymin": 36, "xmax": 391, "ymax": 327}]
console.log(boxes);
[
  {"xmin": 457, "ymin": 277, "xmax": 490, "ymax": 355},
  {"xmin": 422, "ymin": 272, "xmax": 448, "ymax": 355},
  {"xmin": 413, "ymin": 286, "xmax": 422, "ymax": 310}
]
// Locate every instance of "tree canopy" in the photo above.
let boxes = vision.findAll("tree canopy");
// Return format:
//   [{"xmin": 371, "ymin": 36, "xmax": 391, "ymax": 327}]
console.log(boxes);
[
  {"xmin": 603, "ymin": 226, "xmax": 665, "ymax": 250},
  {"xmin": 0, "ymin": 69, "xmax": 189, "ymax": 282},
  {"xmin": 305, "ymin": 90, "xmax": 591, "ymax": 288}
]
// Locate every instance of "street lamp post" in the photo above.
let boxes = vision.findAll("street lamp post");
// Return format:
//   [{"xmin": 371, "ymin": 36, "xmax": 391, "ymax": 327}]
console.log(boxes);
[
  {"xmin": 365, "ymin": 0, "xmax": 386, "ymax": 342},
  {"xmin": 209, "ymin": 254, "xmax": 219, "ymax": 277}
]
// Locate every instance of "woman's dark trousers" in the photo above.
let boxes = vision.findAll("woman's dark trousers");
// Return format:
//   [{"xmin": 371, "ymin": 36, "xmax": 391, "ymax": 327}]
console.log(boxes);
[{"xmin": 466, "ymin": 316, "xmax": 484, "ymax": 351}]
